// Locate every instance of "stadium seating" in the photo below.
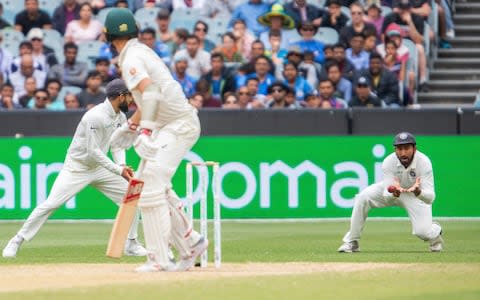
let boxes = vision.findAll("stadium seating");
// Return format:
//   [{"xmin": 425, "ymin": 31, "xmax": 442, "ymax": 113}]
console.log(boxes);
[
  {"xmin": 2, "ymin": 8, "xmax": 15, "ymax": 25},
  {"xmin": 315, "ymin": 27, "xmax": 339, "ymax": 45},
  {"xmin": 381, "ymin": 5, "xmax": 392, "ymax": 17},
  {"xmin": 1, "ymin": 28, "xmax": 23, "ymax": 57},
  {"xmin": 95, "ymin": 7, "xmax": 114, "ymax": 26},
  {"xmin": 38, "ymin": 0, "xmax": 61, "ymax": 17},
  {"xmin": 42, "ymin": 28, "xmax": 64, "ymax": 64},
  {"xmin": 203, "ymin": 17, "xmax": 229, "ymax": 46},
  {"xmin": 77, "ymin": 40, "xmax": 105, "ymax": 70},
  {"xmin": 0, "ymin": 0, "xmax": 24, "ymax": 16},
  {"xmin": 169, "ymin": 8, "xmax": 200, "ymax": 32},
  {"xmin": 134, "ymin": 7, "xmax": 160, "ymax": 30}
]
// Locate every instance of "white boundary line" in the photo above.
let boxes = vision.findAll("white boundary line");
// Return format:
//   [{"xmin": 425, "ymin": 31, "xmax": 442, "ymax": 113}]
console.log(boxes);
[{"xmin": 0, "ymin": 217, "xmax": 479, "ymax": 223}]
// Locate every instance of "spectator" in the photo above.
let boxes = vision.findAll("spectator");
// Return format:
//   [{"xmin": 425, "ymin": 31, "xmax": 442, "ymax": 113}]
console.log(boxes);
[
  {"xmin": 200, "ymin": 52, "xmax": 236, "ymax": 101},
  {"xmin": 282, "ymin": 61, "xmax": 313, "ymax": 102},
  {"xmin": 172, "ymin": 0, "xmax": 206, "ymax": 10},
  {"xmin": 240, "ymin": 40, "xmax": 270, "ymax": 76},
  {"xmin": 264, "ymin": 30, "xmax": 288, "ymax": 66},
  {"xmin": 172, "ymin": 55, "xmax": 197, "ymax": 98},
  {"xmin": 173, "ymin": 35, "xmax": 211, "ymax": 80},
  {"xmin": 292, "ymin": 22, "xmax": 325, "ymax": 64},
  {"xmin": 236, "ymin": 85, "xmax": 254, "ymax": 109},
  {"xmin": 52, "ymin": 0, "xmax": 81, "ymax": 35},
  {"xmin": 0, "ymin": 3, "xmax": 11, "ymax": 29},
  {"xmin": 339, "ymin": 2, "xmax": 377, "ymax": 48},
  {"xmin": 346, "ymin": 32, "xmax": 370, "ymax": 71},
  {"xmin": 284, "ymin": 0, "xmax": 324, "ymax": 27},
  {"xmin": 113, "ymin": 0, "xmax": 129, "ymax": 8},
  {"xmin": 245, "ymin": 77, "xmax": 267, "ymax": 104},
  {"xmin": 155, "ymin": 9, "xmax": 173, "ymax": 45},
  {"xmin": 189, "ymin": 92, "xmax": 204, "ymax": 110},
  {"xmin": 332, "ymin": 43, "xmax": 355, "ymax": 81},
  {"xmin": 282, "ymin": 45, "xmax": 318, "ymax": 89},
  {"xmin": 258, "ymin": 4, "xmax": 296, "ymax": 50},
  {"xmin": 317, "ymin": 78, "xmax": 348, "ymax": 108},
  {"xmin": 349, "ymin": 76, "xmax": 382, "ymax": 107},
  {"xmin": 10, "ymin": 54, "xmax": 47, "ymax": 99},
  {"xmin": 246, "ymin": 55, "xmax": 276, "ymax": 96},
  {"xmin": 10, "ymin": 41, "xmax": 42, "ymax": 74},
  {"xmin": 222, "ymin": 91, "xmax": 240, "ymax": 109},
  {"xmin": 324, "ymin": 44, "xmax": 334, "ymax": 62},
  {"xmin": 326, "ymin": 60, "xmax": 352, "ymax": 103},
  {"xmin": 44, "ymin": 78, "xmax": 65, "ymax": 110},
  {"xmin": 214, "ymin": 32, "xmax": 244, "ymax": 63},
  {"xmin": 321, "ymin": 0, "xmax": 349, "ymax": 33},
  {"xmin": 139, "ymin": 27, "xmax": 171, "ymax": 65},
  {"xmin": 304, "ymin": 93, "xmax": 321, "ymax": 108},
  {"xmin": 382, "ymin": 0, "xmax": 427, "ymax": 91},
  {"xmin": 357, "ymin": 52, "xmax": 400, "ymax": 107},
  {"xmin": 265, "ymin": 81, "xmax": 295, "ymax": 109},
  {"xmin": 31, "ymin": 88, "xmax": 49, "ymax": 109},
  {"xmin": 95, "ymin": 57, "xmax": 116, "ymax": 87},
  {"xmin": 63, "ymin": 92, "xmax": 80, "ymax": 109},
  {"xmin": 19, "ymin": 76, "xmax": 37, "ymax": 107},
  {"xmin": 48, "ymin": 42, "xmax": 88, "ymax": 88},
  {"xmin": 196, "ymin": 78, "xmax": 222, "ymax": 107},
  {"xmin": 0, "ymin": 83, "xmax": 20, "ymax": 110},
  {"xmin": 232, "ymin": 19, "xmax": 255, "ymax": 60},
  {"xmin": 15, "ymin": 0, "xmax": 52, "ymax": 36},
  {"xmin": 363, "ymin": 28, "xmax": 378, "ymax": 54},
  {"xmin": 364, "ymin": 0, "xmax": 384, "ymax": 39},
  {"xmin": 193, "ymin": 20, "xmax": 216, "ymax": 53},
  {"xmin": 64, "ymin": 3, "xmax": 103, "ymax": 44},
  {"xmin": 228, "ymin": 0, "xmax": 270, "ymax": 37},
  {"xmin": 131, "ymin": 0, "xmax": 170, "ymax": 11},
  {"xmin": 170, "ymin": 28, "xmax": 188, "ymax": 56},
  {"xmin": 0, "ymin": 32, "xmax": 13, "ymax": 79},
  {"xmin": 26, "ymin": 28, "xmax": 59, "ymax": 73},
  {"xmin": 76, "ymin": 70, "xmax": 106, "ymax": 109}
]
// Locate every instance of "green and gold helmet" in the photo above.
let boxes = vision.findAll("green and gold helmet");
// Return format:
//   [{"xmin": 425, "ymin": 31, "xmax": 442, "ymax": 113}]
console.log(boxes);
[{"xmin": 103, "ymin": 8, "xmax": 138, "ymax": 42}]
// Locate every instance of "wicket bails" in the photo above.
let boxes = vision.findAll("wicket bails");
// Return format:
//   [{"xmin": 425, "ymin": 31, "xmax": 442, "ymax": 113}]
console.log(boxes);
[{"xmin": 186, "ymin": 161, "xmax": 221, "ymax": 268}]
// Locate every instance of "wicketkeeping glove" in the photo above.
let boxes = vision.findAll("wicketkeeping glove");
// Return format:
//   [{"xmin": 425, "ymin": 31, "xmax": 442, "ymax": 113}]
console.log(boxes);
[
  {"xmin": 109, "ymin": 121, "xmax": 139, "ymax": 149},
  {"xmin": 133, "ymin": 129, "xmax": 158, "ymax": 160}
]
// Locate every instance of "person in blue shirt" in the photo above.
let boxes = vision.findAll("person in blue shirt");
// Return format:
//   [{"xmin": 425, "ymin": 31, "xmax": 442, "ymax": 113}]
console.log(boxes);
[
  {"xmin": 282, "ymin": 61, "xmax": 313, "ymax": 102},
  {"xmin": 345, "ymin": 32, "xmax": 369, "ymax": 71},
  {"xmin": 245, "ymin": 55, "xmax": 276, "ymax": 96},
  {"xmin": 229, "ymin": 0, "xmax": 271, "ymax": 37},
  {"xmin": 139, "ymin": 27, "xmax": 172, "ymax": 66},
  {"xmin": 171, "ymin": 55, "xmax": 197, "ymax": 98},
  {"xmin": 291, "ymin": 22, "xmax": 325, "ymax": 64}
]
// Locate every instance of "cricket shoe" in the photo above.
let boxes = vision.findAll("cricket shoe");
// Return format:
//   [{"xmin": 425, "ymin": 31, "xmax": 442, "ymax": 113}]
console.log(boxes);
[
  {"xmin": 2, "ymin": 234, "xmax": 24, "ymax": 258},
  {"xmin": 430, "ymin": 224, "xmax": 444, "ymax": 252},
  {"xmin": 124, "ymin": 239, "xmax": 148, "ymax": 256},
  {"xmin": 176, "ymin": 237, "xmax": 209, "ymax": 271},
  {"xmin": 135, "ymin": 252, "xmax": 177, "ymax": 272},
  {"xmin": 337, "ymin": 240, "xmax": 360, "ymax": 253}
]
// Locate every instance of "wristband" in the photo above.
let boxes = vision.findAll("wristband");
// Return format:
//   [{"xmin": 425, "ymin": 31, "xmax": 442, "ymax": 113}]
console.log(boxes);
[{"xmin": 140, "ymin": 128, "xmax": 152, "ymax": 136}]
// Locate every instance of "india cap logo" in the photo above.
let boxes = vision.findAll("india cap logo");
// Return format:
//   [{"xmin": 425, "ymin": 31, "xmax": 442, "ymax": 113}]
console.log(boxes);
[
  {"xmin": 119, "ymin": 23, "xmax": 128, "ymax": 32},
  {"xmin": 399, "ymin": 133, "xmax": 408, "ymax": 140}
]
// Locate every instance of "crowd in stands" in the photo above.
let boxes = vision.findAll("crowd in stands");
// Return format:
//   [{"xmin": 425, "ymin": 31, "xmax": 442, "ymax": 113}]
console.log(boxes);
[{"xmin": 0, "ymin": 0, "xmax": 457, "ymax": 111}]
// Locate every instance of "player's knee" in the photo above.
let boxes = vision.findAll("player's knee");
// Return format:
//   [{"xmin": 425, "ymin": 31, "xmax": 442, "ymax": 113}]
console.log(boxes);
[{"xmin": 139, "ymin": 190, "xmax": 168, "ymax": 208}]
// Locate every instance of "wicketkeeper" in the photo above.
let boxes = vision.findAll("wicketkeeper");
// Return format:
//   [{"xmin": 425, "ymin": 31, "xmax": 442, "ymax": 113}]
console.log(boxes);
[
  {"xmin": 338, "ymin": 132, "xmax": 444, "ymax": 253},
  {"xmin": 2, "ymin": 79, "xmax": 147, "ymax": 258},
  {"xmin": 104, "ymin": 8, "xmax": 208, "ymax": 272}
]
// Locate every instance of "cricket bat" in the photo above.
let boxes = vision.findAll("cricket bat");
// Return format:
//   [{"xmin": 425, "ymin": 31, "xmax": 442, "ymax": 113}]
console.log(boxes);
[{"xmin": 106, "ymin": 161, "xmax": 146, "ymax": 258}]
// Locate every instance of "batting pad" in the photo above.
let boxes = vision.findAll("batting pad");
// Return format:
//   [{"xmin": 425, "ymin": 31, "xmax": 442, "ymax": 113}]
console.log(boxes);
[{"xmin": 140, "ymin": 203, "xmax": 171, "ymax": 267}]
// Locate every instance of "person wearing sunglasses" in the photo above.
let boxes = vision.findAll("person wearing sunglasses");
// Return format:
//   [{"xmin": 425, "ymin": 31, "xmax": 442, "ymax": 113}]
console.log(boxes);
[
  {"xmin": 192, "ymin": 20, "xmax": 216, "ymax": 52},
  {"xmin": 291, "ymin": 21, "xmax": 325, "ymax": 65},
  {"xmin": 339, "ymin": 2, "xmax": 377, "ymax": 48}
]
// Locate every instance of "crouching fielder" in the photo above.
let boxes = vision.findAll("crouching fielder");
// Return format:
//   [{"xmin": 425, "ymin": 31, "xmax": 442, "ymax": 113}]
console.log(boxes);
[
  {"xmin": 104, "ymin": 8, "xmax": 208, "ymax": 272},
  {"xmin": 338, "ymin": 132, "xmax": 444, "ymax": 253},
  {"xmin": 2, "ymin": 79, "xmax": 147, "ymax": 258}
]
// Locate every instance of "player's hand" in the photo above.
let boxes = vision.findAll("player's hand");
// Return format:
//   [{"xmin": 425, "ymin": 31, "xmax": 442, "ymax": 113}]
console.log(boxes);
[
  {"xmin": 406, "ymin": 177, "xmax": 421, "ymax": 196},
  {"xmin": 110, "ymin": 121, "xmax": 139, "ymax": 149},
  {"xmin": 121, "ymin": 166, "xmax": 134, "ymax": 181},
  {"xmin": 133, "ymin": 129, "xmax": 158, "ymax": 160},
  {"xmin": 388, "ymin": 177, "xmax": 403, "ymax": 197}
]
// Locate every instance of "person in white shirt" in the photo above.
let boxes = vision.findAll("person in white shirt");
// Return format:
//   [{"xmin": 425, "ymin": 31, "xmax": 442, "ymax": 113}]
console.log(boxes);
[
  {"xmin": 104, "ymin": 8, "xmax": 208, "ymax": 272},
  {"xmin": 173, "ymin": 35, "xmax": 211, "ymax": 80},
  {"xmin": 338, "ymin": 132, "xmax": 444, "ymax": 253},
  {"xmin": 2, "ymin": 79, "xmax": 147, "ymax": 258}
]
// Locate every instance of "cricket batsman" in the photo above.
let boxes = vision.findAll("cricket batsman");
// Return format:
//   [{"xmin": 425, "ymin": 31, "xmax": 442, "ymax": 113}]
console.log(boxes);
[
  {"xmin": 338, "ymin": 132, "xmax": 444, "ymax": 253},
  {"xmin": 2, "ymin": 79, "xmax": 147, "ymax": 258},
  {"xmin": 103, "ymin": 8, "xmax": 208, "ymax": 272}
]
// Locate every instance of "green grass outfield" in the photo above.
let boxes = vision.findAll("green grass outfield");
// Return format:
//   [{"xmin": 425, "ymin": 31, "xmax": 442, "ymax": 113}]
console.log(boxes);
[{"xmin": 0, "ymin": 220, "xmax": 479, "ymax": 299}]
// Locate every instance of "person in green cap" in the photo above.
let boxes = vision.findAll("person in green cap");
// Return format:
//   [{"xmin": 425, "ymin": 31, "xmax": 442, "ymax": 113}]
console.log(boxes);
[
  {"xmin": 258, "ymin": 3, "xmax": 297, "ymax": 51},
  {"xmin": 103, "ymin": 8, "xmax": 208, "ymax": 272}
]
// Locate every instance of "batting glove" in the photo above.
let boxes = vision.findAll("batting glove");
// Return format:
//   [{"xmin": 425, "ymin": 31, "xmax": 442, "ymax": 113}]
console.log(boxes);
[{"xmin": 133, "ymin": 128, "xmax": 158, "ymax": 160}]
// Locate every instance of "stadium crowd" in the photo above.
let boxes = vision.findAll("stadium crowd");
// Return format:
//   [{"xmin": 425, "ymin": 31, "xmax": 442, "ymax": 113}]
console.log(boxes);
[{"xmin": 0, "ymin": 0, "xmax": 457, "ymax": 110}]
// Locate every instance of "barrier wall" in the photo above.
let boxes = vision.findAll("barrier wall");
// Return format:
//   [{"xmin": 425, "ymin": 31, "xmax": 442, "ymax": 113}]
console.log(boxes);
[{"xmin": 0, "ymin": 136, "xmax": 478, "ymax": 219}]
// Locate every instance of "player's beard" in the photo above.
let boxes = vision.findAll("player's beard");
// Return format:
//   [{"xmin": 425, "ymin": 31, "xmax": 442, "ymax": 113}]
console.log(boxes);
[{"xmin": 119, "ymin": 101, "xmax": 129, "ymax": 113}]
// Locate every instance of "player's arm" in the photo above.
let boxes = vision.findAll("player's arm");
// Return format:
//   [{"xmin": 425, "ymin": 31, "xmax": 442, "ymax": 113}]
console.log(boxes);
[
  {"xmin": 416, "ymin": 159, "xmax": 436, "ymax": 204},
  {"xmin": 382, "ymin": 158, "xmax": 402, "ymax": 198}
]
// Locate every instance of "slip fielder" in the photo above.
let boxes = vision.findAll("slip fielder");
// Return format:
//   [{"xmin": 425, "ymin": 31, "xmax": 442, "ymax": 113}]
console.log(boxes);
[
  {"xmin": 104, "ymin": 8, "xmax": 208, "ymax": 272},
  {"xmin": 338, "ymin": 132, "xmax": 444, "ymax": 253},
  {"xmin": 2, "ymin": 79, "xmax": 147, "ymax": 258}
]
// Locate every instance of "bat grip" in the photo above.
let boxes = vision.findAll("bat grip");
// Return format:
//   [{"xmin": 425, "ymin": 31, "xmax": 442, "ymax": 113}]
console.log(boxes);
[{"xmin": 136, "ymin": 159, "xmax": 147, "ymax": 178}]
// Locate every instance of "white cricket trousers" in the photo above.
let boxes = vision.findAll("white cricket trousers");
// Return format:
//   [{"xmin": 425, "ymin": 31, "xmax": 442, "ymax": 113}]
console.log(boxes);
[
  {"xmin": 138, "ymin": 110, "xmax": 201, "ymax": 264},
  {"xmin": 343, "ymin": 183, "xmax": 441, "ymax": 243},
  {"xmin": 17, "ymin": 163, "xmax": 139, "ymax": 241}
]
